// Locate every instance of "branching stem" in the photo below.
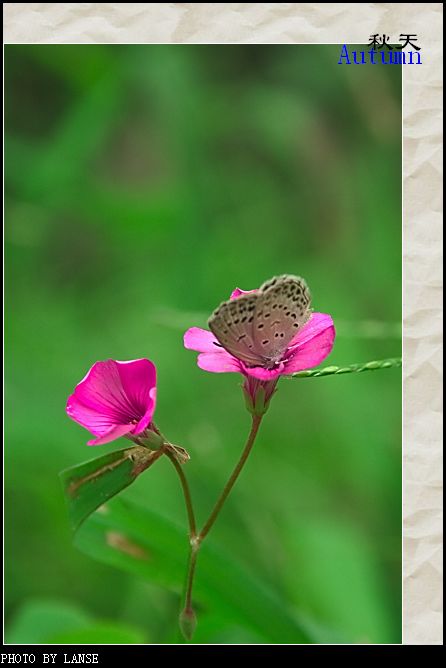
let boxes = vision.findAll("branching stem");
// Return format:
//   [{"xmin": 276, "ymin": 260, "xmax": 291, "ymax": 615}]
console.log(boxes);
[{"xmin": 179, "ymin": 414, "xmax": 263, "ymax": 625}]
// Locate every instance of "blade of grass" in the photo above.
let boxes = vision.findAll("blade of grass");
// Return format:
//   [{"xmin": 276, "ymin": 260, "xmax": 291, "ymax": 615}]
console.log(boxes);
[{"xmin": 288, "ymin": 357, "xmax": 402, "ymax": 379}]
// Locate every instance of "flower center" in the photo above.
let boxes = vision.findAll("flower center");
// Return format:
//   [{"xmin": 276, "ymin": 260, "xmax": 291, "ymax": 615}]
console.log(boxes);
[{"xmin": 261, "ymin": 351, "xmax": 285, "ymax": 370}]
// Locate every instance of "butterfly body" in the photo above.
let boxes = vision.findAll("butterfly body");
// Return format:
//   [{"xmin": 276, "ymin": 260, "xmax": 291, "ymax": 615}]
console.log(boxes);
[{"xmin": 208, "ymin": 275, "xmax": 312, "ymax": 369}]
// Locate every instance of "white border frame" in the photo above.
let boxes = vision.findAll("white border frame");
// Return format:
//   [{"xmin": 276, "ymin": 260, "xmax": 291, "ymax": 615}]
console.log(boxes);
[{"xmin": 3, "ymin": 2, "xmax": 443, "ymax": 646}]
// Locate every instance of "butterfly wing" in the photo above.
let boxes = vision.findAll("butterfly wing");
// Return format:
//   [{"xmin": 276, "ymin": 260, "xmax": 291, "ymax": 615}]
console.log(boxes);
[
  {"xmin": 208, "ymin": 292, "xmax": 265, "ymax": 366},
  {"xmin": 252, "ymin": 275, "xmax": 312, "ymax": 365}
]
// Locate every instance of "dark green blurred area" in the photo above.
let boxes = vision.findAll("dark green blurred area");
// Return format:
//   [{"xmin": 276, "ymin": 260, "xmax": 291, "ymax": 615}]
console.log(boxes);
[{"xmin": 5, "ymin": 44, "xmax": 402, "ymax": 644}]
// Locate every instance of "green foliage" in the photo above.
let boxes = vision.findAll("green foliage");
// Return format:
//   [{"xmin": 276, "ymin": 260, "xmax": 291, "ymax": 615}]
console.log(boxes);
[
  {"xmin": 6, "ymin": 599, "xmax": 146, "ymax": 644},
  {"xmin": 75, "ymin": 497, "xmax": 313, "ymax": 643},
  {"xmin": 60, "ymin": 445, "xmax": 162, "ymax": 530},
  {"xmin": 5, "ymin": 44, "xmax": 402, "ymax": 644}
]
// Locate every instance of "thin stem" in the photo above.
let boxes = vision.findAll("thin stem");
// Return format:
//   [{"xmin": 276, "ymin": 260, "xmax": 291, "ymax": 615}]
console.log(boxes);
[
  {"xmin": 199, "ymin": 413, "xmax": 263, "ymax": 540},
  {"xmin": 166, "ymin": 451, "xmax": 197, "ymax": 538},
  {"xmin": 183, "ymin": 541, "xmax": 199, "ymax": 613},
  {"xmin": 287, "ymin": 357, "xmax": 402, "ymax": 379},
  {"xmin": 179, "ymin": 414, "xmax": 263, "ymax": 638}
]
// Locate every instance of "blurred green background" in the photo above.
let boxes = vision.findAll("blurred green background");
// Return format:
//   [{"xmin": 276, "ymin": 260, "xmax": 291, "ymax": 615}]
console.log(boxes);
[{"xmin": 5, "ymin": 44, "xmax": 402, "ymax": 644}]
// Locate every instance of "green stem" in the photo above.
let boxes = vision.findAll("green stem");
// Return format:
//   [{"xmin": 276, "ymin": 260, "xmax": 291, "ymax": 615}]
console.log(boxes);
[
  {"xmin": 180, "ymin": 414, "xmax": 263, "ymax": 630},
  {"xmin": 288, "ymin": 357, "xmax": 402, "ymax": 379},
  {"xmin": 166, "ymin": 451, "xmax": 197, "ymax": 538},
  {"xmin": 183, "ymin": 539, "xmax": 199, "ymax": 614},
  {"xmin": 176, "ymin": 355, "xmax": 401, "ymax": 639},
  {"xmin": 200, "ymin": 414, "xmax": 263, "ymax": 540}
]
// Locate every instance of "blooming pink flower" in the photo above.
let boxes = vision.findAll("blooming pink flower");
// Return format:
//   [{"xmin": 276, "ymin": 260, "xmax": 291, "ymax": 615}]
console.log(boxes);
[
  {"xmin": 184, "ymin": 284, "xmax": 335, "ymax": 413},
  {"xmin": 185, "ymin": 301, "xmax": 334, "ymax": 380},
  {"xmin": 66, "ymin": 359, "xmax": 157, "ymax": 446}
]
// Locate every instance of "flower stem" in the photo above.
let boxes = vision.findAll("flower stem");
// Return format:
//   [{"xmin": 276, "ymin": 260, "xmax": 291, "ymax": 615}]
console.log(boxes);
[
  {"xmin": 166, "ymin": 451, "xmax": 197, "ymax": 538},
  {"xmin": 179, "ymin": 414, "xmax": 263, "ymax": 638},
  {"xmin": 199, "ymin": 414, "xmax": 263, "ymax": 540},
  {"xmin": 182, "ymin": 538, "xmax": 199, "ymax": 615}
]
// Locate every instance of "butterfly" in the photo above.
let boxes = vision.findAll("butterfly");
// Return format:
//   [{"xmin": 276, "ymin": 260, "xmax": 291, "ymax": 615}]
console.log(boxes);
[{"xmin": 208, "ymin": 275, "xmax": 312, "ymax": 369}]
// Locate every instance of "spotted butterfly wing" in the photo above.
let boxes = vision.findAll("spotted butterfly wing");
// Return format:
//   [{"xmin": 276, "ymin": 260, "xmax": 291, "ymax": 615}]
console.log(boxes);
[
  {"xmin": 208, "ymin": 292, "xmax": 263, "ymax": 366},
  {"xmin": 208, "ymin": 275, "xmax": 312, "ymax": 368},
  {"xmin": 251, "ymin": 275, "xmax": 311, "ymax": 367}
]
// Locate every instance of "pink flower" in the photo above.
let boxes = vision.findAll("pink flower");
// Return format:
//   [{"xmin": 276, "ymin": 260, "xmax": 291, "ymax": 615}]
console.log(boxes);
[
  {"xmin": 184, "ymin": 312, "xmax": 334, "ymax": 379},
  {"xmin": 66, "ymin": 359, "xmax": 157, "ymax": 446},
  {"xmin": 184, "ymin": 284, "xmax": 335, "ymax": 414}
]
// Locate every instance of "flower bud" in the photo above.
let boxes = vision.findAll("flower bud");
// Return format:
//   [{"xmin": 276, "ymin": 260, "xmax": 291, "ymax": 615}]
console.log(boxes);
[{"xmin": 179, "ymin": 606, "xmax": 197, "ymax": 640}]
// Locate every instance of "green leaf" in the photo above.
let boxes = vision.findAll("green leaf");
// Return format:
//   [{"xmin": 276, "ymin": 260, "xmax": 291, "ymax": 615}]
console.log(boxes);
[
  {"xmin": 59, "ymin": 446, "xmax": 162, "ymax": 531},
  {"xmin": 74, "ymin": 497, "xmax": 313, "ymax": 644},
  {"xmin": 5, "ymin": 599, "xmax": 146, "ymax": 644},
  {"xmin": 6, "ymin": 600, "xmax": 89, "ymax": 644},
  {"xmin": 47, "ymin": 622, "xmax": 146, "ymax": 644}
]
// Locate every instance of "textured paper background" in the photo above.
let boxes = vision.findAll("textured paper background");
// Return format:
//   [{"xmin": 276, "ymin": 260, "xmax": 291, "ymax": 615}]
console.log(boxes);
[{"xmin": 4, "ymin": 2, "xmax": 443, "ymax": 645}]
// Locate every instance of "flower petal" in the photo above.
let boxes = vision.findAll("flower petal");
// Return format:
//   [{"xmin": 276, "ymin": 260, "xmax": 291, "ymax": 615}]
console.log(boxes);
[
  {"xmin": 241, "ymin": 362, "xmax": 285, "ymax": 380},
  {"xmin": 184, "ymin": 327, "xmax": 220, "ymax": 353},
  {"xmin": 133, "ymin": 387, "xmax": 157, "ymax": 435},
  {"xmin": 87, "ymin": 423, "xmax": 134, "ymax": 446},
  {"xmin": 66, "ymin": 393, "xmax": 118, "ymax": 437},
  {"xmin": 197, "ymin": 351, "xmax": 242, "ymax": 373},
  {"xmin": 115, "ymin": 359, "xmax": 157, "ymax": 418},
  {"xmin": 283, "ymin": 321, "xmax": 336, "ymax": 374},
  {"xmin": 287, "ymin": 312, "xmax": 334, "ymax": 350},
  {"xmin": 230, "ymin": 287, "xmax": 257, "ymax": 300},
  {"xmin": 68, "ymin": 360, "xmax": 139, "ymax": 424}
]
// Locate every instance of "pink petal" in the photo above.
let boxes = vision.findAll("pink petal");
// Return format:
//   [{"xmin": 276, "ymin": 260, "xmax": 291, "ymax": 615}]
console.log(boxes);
[
  {"xmin": 66, "ymin": 393, "xmax": 117, "ymax": 437},
  {"xmin": 287, "ymin": 313, "xmax": 334, "ymax": 350},
  {"xmin": 241, "ymin": 362, "xmax": 285, "ymax": 381},
  {"xmin": 230, "ymin": 287, "xmax": 257, "ymax": 300},
  {"xmin": 197, "ymin": 351, "xmax": 242, "ymax": 373},
  {"xmin": 133, "ymin": 387, "xmax": 157, "ymax": 435},
  {"xmin": 69, "ymin": 360, "xmax": 139, "ymax": 424},
  {"xmin": 184, "ymin": 327, "xmax": 220, "ymax": 353},
  {"xmin": 115, "ymin": 359, "xmax": 157, "ymax": 418},
  {"xmin": 87, "ymin": 423, "xmax": 134, "ymax": 446},
  {"xmin": 283, "ymin": 322, "xmax": 336, "ymax": 374}
]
